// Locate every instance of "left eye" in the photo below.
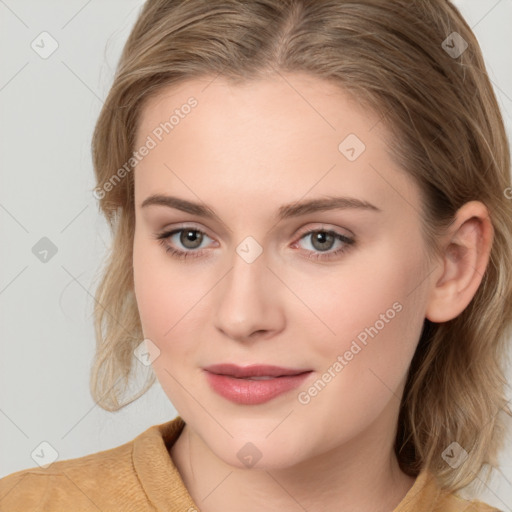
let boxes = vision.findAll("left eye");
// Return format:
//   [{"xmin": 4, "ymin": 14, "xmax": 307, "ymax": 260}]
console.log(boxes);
[
  {"xmin": 154, "ymin": 226, "xmax": 355, "ymax": 261},
  {"xmin": 292, "ymin": 228, "xmax": 355, "ymax": 261}
]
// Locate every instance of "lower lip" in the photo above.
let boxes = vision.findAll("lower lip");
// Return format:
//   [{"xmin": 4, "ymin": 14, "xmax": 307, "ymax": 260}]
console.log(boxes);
[{"xmin": 204, "ymin": 370, "xmax": 312, "ymax": 405}]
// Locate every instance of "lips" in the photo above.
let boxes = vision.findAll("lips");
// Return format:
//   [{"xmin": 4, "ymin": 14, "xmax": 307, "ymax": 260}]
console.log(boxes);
[
  {"xmin": 203, "ymin": 363, "xmax": 312, "ymax": 379},
  {"xmin": 203, "ymin": 364, "xmax": 314, "ymax": 405}
]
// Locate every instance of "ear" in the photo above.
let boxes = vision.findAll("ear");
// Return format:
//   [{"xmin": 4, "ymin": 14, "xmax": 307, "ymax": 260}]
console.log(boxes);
[{"xmin": 425, "ymin": 201, "xmax": 494, "ymax": 323}]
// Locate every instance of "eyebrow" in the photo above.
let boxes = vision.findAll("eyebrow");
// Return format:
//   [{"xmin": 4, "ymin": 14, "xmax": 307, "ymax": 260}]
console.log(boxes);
[{"xmin": 140, "ymin": 194, "xmax": 381, "ymax": 224}]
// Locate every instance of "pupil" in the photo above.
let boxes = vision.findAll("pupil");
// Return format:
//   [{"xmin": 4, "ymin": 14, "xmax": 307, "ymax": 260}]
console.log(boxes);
[
  {"xmin": 183, "ymin": 230, "xmax": 202, "ymax": 248},
  {"xmin": 314, "ymin": 231, "xmax": 332, "ymax": 250}
]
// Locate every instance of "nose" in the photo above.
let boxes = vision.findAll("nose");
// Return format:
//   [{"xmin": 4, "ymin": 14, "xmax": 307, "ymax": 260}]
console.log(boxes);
[{"xmin": 213, "ymin": 248, "xmax": 285, "ymax": 343}]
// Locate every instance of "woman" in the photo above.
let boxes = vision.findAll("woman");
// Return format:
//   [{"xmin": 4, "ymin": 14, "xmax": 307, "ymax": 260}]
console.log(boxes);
[{"xmin": 1, "ymin": 0, "xmax": 511, "ymax": 510}]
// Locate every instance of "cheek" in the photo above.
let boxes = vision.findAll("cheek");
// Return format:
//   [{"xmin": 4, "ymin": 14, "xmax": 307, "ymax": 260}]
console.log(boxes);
[
  {"xmin": 300, "ymin": 238, "xmax": 428, "ymax": 394},
  {"xmin": 305, "ymin": 241, "xmax": 424, "ymax": 339},
  {"xmin": 133, "ymin": 234, "xmax": 211, "ymax": 351},
  {"xmin": 133, "ymin": 234, "xmax": 181, "ymax": 340},
  {"xmin": 290, "ymin": 247, "xmax": 428, "ymax": 443},
  {"xmin": 132, "ymin": 236, "xmax": 211, "ymax": 411}
]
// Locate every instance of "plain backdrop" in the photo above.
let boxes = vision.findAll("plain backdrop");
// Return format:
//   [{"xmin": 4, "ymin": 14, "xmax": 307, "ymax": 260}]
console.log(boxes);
[{"xmin": 1, "ymin": 0, "xmax": 511, "ymax": 508}]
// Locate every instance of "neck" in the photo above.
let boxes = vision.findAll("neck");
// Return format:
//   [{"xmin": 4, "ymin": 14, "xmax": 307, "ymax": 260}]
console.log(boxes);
[{"xmin": 170, "ymin": 405, "xmax": 416, "ymax": 512}]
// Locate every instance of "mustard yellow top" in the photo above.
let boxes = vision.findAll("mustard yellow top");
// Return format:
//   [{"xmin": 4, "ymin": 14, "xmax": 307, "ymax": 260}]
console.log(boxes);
[{"xmin": 0, "ymin": 415, "xmax": 501, "ymax": 511}]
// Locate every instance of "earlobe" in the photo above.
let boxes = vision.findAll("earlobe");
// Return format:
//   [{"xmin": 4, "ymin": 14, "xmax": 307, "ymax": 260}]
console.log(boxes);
[{"xmin": 425, "ymin": 201, "xmax": 494, "ymax": 323}]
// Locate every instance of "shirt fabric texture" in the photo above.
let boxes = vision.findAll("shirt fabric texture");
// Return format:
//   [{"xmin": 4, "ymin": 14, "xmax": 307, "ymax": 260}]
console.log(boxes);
[{"xmin": 0, "ymin": 415, "xmax": 501, "ymax": 511}]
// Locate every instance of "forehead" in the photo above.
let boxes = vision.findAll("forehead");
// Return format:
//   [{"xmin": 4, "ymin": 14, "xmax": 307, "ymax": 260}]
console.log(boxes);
[
  {"xmin": 136, "ymin": 73, "xmax": 380, "ymax": 149},
  {"xmin": 133, "ymin": 74, "xmax": 420, "ymax": 218}
]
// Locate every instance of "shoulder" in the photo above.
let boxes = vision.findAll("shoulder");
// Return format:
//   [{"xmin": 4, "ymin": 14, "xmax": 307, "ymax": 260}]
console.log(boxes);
[
  {"xmin": 395, "ymin": 470, "xmax": 503, "ymax": 512},
  {"xmin": 0, "ymin": 436, "xmax": 145, "ymax": 511},
  {"xmin": 439, "ymin": 491, "xmax": 503, "ymax": 512}
]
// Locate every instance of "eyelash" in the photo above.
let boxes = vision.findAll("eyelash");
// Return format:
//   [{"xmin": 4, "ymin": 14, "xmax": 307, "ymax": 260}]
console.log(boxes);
[{"xmin": 153, "ymin": 225, "xmax": 355, "ymax": 262}]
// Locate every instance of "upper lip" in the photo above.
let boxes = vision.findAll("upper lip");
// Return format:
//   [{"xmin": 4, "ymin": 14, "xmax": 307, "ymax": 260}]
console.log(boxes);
[{"xmin": 203, "ymin": 363, "xmax": 312, "ymax": 378}]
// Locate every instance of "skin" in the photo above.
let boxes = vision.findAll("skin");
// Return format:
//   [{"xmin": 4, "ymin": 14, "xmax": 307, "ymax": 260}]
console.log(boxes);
[{"xmin": 132, "ymin": 72, "xmax": 493, "ymax": 512}]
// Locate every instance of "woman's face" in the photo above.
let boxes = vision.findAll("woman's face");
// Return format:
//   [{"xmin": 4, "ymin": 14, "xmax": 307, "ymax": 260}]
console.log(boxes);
[{"xmin": 132, "ymin": 73, "xmax": 436, "ymax": 469}]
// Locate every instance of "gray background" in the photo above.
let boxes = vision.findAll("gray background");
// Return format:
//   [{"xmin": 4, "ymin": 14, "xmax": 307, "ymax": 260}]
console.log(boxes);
[{"xmin": 0, "ymin": 0, "xmax": 511, "ymax": 508}]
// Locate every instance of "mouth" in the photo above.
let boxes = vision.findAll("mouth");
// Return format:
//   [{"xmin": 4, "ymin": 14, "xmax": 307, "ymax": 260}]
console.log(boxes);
[{"xmin": 202, "ymin": 364, "xmax": 314, "ymax": 405}]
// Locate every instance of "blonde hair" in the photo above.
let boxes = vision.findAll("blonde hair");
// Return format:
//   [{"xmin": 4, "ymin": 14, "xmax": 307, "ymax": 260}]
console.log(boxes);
[{"xmin": 89, "ymin": 0, "xmax": 512, "ymax": 494}]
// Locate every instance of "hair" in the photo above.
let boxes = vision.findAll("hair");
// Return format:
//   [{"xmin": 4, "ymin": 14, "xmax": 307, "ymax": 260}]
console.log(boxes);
[{"xmin": 89, "ymin": 0, "xmax": 512, "ymax": 495}]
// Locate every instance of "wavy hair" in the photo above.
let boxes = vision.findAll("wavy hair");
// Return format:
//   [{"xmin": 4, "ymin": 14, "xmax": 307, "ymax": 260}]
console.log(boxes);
[{"xmin": 89, "ymin": 0, "xmax": 512, "ymax": 494}]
